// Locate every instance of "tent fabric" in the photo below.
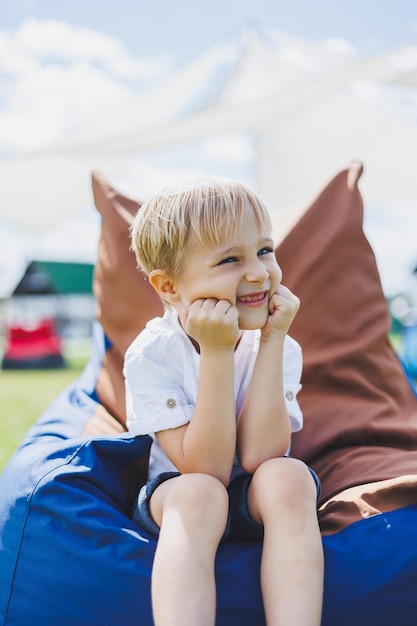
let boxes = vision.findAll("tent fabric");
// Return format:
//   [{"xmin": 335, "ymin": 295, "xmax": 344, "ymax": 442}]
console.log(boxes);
[
  {"xmin": 2, "ymin": 164, "xmax": 417, "ymax": 624},
  {"xmin": 32, "ymin": 261, "xmax": 94, "ymax": 295},
  {"xmin": 13, "ymin": 260, "xmax": 94, "ymax": 295},
  {"xmin": 1, "ymin": 30, "xmax": 417, "ymax": 233},
  {"xmin": 1, "ymin": 319, "xmax": 65, "ymax": 370}
]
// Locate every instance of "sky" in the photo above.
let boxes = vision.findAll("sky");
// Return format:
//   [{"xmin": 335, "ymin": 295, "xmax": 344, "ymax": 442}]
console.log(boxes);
[
  {"xmin": 0, "ymin": 0, "xmax": 417, "ymax": 302},
  {"xmin": 2, "ymin": 0, "xmax": 417, "ymax": 65},
  {"xmin": 1, "ymin": 0, "xmax": 416, "ymax": 155}
]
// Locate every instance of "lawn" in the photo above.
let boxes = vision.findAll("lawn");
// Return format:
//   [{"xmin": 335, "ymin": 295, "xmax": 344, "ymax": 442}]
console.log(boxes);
[{"xmin": 0, "ymin": 351, "xmax": 89, "ymax": 473}]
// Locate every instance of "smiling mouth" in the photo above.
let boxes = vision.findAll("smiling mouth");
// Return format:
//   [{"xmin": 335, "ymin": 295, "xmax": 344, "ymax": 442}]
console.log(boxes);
[{"xmin": 238, "ymin": 291, "xmax": 268, "ymax": 305}]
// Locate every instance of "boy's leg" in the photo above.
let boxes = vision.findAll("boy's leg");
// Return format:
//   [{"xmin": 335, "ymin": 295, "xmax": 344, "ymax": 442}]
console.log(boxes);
[
  {"xmin": 149, "ymin": 473, "xmax": 229, "ymax": 626},
  {"xmin": 247, "ymin": 457, "xmax": 323, "ymax": 626}
]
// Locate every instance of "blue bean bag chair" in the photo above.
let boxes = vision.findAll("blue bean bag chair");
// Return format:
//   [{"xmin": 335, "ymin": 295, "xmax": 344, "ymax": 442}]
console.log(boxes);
[{"xmin": 2, "ymin": 163, "xmax": 417, "ymax": 625}]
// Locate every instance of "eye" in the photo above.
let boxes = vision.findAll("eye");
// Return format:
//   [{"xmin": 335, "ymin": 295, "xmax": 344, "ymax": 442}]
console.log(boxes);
[
  {"xmin": 257, "ymin": 247, "xmax": 273, "ymax": 256},
  {"xmin": 218, "ymin": 256, "xmax": 238, "ymax": 265}
]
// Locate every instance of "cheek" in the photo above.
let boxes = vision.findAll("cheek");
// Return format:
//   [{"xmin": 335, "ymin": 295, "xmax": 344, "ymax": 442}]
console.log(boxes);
[
  {"xmin": 181, "ymin": 273, "xmax": 227, "ymax": 302},
  {"xmin": 269, "ymin": 262, "xmax": 282, "ymax": 286}
]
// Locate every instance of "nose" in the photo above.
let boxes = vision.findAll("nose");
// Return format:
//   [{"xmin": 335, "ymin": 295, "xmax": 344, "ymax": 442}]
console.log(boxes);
[{"xmin": 245, "ymin": 258, "xmax": 269, "ymax": 284}]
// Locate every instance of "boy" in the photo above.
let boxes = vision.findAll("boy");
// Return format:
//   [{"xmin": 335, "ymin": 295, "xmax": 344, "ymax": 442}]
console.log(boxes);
[{"xmin": 124, "ymin": 176, "xmax": 323, "ymax": 625}]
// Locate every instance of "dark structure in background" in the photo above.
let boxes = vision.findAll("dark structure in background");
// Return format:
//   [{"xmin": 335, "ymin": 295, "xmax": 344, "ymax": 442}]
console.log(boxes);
[{"xmin": 1, "ymin": 260, "xmax": 94, "ymax": 370}]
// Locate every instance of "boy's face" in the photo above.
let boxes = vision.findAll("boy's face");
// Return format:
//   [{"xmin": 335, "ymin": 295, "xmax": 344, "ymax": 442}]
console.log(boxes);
[{"xmin": 172, "ymin": 208, "xmax": 282, "ymax": 331}]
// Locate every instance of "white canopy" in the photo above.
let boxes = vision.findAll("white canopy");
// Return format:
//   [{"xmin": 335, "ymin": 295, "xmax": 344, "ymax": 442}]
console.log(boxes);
[{"xmin": 0, "ymin": 28, "xmax": 416, "ymax": 232}]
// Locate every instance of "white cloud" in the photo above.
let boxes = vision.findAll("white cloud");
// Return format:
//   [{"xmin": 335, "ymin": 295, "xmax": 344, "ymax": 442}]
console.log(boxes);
[
  {"xmin": 0, "ymin": 30, "xmax": 39, "ymax": 76},
  {"xmin": 10, "ymin": 18, "xmax": 170, "ymax": 80},
  {"xmin": 0, "ymin": 19, "xmax": 172, "ymax": 154},
  {"xmin": 0, "ymin": 61, "xmax": 136, "ymax": 152},
  {"xmin": 321, "ymin": 37, "xmax": 356, "ymax": 58}
]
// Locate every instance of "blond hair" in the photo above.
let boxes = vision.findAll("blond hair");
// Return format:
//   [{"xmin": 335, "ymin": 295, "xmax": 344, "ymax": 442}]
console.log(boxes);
[{"xmin": 130, "ymin": 176, "xmax": 272, "ymax": 280}]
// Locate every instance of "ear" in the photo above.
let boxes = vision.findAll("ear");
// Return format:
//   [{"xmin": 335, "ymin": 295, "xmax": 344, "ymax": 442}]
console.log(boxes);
[{"xmin": 149, "ymin": 270, "xmax": 181, "ymax": 304}]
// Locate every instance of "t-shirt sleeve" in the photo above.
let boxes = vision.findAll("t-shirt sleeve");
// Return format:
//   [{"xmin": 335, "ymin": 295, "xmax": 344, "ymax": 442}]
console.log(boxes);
[
  {"xmin": 283, "ymin": 335, "xmax": 303, "ymax": 433},
  {"xmin": 124, "ymin": 333, "xmax": 194, "ymax": 436}
]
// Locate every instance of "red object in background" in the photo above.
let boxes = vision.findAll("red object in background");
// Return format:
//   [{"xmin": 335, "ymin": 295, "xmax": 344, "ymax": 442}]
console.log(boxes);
[{"xmin": 2, "ymin": 318, "xmax": 66, "ymax": 369}]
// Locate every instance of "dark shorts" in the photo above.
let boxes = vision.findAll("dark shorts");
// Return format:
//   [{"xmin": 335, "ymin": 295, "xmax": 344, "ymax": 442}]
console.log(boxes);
[{"xmin": 133, "ymin": 465, "xmax": 321, "ymax": 544}]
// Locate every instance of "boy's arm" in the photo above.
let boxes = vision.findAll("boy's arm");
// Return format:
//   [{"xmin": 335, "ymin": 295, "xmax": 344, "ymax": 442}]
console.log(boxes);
[
  {"xmin": 156, "ymin": 298, "xmax": 238, "ymax": 486},
  {"xmin": 236, "ymin": 285, "xmax": 299, "ymax": 474}
]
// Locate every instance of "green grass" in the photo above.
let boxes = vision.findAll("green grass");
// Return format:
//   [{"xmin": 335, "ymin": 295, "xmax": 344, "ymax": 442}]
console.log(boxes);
[{"xmin": 0, "ymin": 351, "xmax": 89, "ymax": 473}]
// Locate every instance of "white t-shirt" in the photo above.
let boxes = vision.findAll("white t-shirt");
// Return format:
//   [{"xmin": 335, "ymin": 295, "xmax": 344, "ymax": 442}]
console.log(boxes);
[{"xmin": 124, "ymin": 310, "xmax": 303, "ymax": 480}]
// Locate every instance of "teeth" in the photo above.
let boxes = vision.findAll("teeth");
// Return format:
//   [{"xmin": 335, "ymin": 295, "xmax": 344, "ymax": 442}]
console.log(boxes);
[{"xmin": 240, "ymin": 293, "xmax": 264, "ymax": 303}]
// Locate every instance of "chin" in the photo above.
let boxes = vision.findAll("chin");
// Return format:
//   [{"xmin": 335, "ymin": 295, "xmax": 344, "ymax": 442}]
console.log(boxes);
[{"xmin": 239, "ymin": 314, "xmax": 268, "ymax": 331}]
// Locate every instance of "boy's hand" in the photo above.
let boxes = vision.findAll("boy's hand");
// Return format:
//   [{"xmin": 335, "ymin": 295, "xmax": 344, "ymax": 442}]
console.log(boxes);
[
  {"xmin": 262, "ymin": 285, "xmax": 299, "ymax": 338},
  {"xmin": 180, "ymin": 298, "xmax": 239, "ymax": 352}
]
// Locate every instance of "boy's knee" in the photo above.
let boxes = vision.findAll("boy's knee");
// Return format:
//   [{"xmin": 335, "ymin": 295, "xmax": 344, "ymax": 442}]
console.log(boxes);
[
  {"xmin": 166, "ymin": 473, "xmax": 229, "ymax": 520},
  {"xmin": 253, "ymin": 457, "xmax": 317, "ymax": 503}
]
